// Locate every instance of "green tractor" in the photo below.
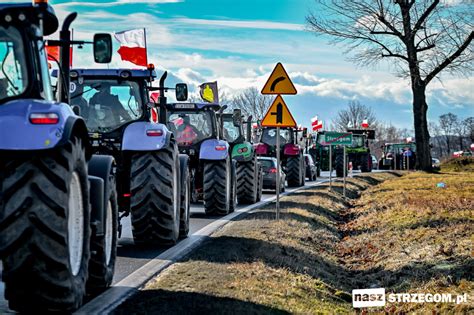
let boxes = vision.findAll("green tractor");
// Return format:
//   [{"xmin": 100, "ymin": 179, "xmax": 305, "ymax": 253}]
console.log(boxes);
[
  {"xmin": 379, "ymin": 142, "xmax": 417, "ymax": 170},
  {"xmin": 221, "ymin": 109, "xmax": 263, "ymax": 204},
  {"xmin": 306, "ymin": 131, "xmax": 332, "ymax": 175},
  {"xmin": 335, "ymin": 129, "xmax": 375, "ymax": 177}
]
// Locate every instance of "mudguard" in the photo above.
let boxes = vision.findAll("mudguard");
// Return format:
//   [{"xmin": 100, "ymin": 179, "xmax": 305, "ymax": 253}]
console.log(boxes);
[
  {"xmin": 0, "ymin": 99, "xmax": 88, "ymax": 151},
  {"xmin": 199, "ymin": 139, "xmax": 229, "ymax": 160},
  {"xmin": 283, "ymin": 143, "xmax": 301, "ymax": 156},
  {"xmin": 121, "ymin": 121, "xmax": 171, "ymax": 151},
  {"xmin": 231, "ymin": 142, "xmax": 254, "ymax": 162}
]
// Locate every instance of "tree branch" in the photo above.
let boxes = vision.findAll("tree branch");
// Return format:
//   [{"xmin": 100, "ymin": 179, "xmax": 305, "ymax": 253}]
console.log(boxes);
[
  {"xmin": 417, "ymin": 44, "xmax": 435, "ymax": 52},
  {"xmin": 411, "ymin": 0, "xmax": 440, "ymax": 38},
  {"xmin": 382, "ymin": 53, "xmax": 410, "ymax": 60},
  {"xmin": 425, "ymin": 31, "xmax": 474, "ymax": 84}
]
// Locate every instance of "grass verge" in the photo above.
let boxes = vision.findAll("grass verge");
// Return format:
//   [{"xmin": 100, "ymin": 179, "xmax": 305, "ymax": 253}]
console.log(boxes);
[{"xmin": 114, "ymin": 167, "xmax": 473, "ymax": 314}]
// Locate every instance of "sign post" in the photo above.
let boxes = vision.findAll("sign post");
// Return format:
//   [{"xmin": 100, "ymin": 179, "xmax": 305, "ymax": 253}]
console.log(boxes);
[
  {"xmin": 276, "ymin": 127, "xmax": 280, "ymax": 219},
  {"xmin": 261, "ymin": 62, "xmax": 297, "ymax": 220},
  {"xmin": 343, "ymin": 145, "xmax": 347, "ymax": 199},
  {"xmin": 329, "ymin": 145, "xmax": 332, "ymax": 190}
]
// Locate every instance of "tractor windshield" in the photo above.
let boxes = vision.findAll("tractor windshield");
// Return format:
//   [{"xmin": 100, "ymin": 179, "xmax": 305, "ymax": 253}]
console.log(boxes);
[
  {"xmin": 168, "ymin": 111, "xmax": 214, "ymax": 146},
  {"xmin": 70, "ymin": 79, "xmax": 143, "ymax": 132},
  {"xmin": 222, "ymin": 118, "xmax": 241, "ymax": 143},
  {"xmin": 261, "ymin": 128, "xmax": 292, "ymax": 146},
  {"xmin": 351, "ymin": 135, "xmax": 365, "ymax": 148},
  {"xmin": 0, "ymin": 26, "xmax": 28, "ymax": 102}
]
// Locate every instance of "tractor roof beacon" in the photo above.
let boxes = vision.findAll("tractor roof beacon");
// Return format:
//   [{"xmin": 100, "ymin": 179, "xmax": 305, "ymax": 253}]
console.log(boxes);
[
  {"xmin": 0, "ymin": 2, "xmax": 119, "ymax": 313},
  {"xmin": 166, "ymin": 102, "xmax": 236, "ymax": 215},
  {"xmin": 64, "ymin": 67, "xmax": 191, "ymax": 245}
]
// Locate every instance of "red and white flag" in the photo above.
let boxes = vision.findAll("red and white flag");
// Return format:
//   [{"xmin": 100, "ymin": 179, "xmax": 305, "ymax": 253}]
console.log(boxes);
[
  {"xmin": 311, "ymin": 116, "xmax": 322, "ymax": 131},
  {"xmin": 361, "ymin": 119, "xmax": 369, "ymax": 128},
  {"xmin": 114, "ymin": 28, "xmax": 148, "ymax": 67}
]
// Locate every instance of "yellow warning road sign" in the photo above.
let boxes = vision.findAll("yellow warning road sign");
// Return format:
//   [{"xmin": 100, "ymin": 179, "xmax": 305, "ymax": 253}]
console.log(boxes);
[
  {"xmin": 261, "ymin": 95, "xmax": 297, "ymax": 128},
  {"xmin": 261, "ymin": 62, "xmax": 297, "ymax": 95}
]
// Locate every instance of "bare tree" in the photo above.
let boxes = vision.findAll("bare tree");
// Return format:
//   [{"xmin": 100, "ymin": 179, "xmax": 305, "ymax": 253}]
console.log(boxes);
[
  {"xmin": 463, "ymin": 117, "xmax": 474, "ymax": 142},
  {"xmin": 230, "ymin": 87, "xmax": 273, "ymax": 121},
  {"xmin": 429, "ymin": 121, "xmax": 444, "ymax": 157},
  {"xmin": 332, "ymin": 100, "xmax": 377, "ymax": 131},
  {"xmin": 439, "ymin": 112, "xmax": 458, "ymax": 154},
  {"xmin": 306, "ymin": 0, "xmax": 474, "ymax": 171}
]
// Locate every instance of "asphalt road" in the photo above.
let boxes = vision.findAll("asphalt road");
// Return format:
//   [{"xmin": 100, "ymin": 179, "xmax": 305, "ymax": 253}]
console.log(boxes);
[{"xmin": 0, "ymin": 171, "xmax": 343, "ymax": 313}]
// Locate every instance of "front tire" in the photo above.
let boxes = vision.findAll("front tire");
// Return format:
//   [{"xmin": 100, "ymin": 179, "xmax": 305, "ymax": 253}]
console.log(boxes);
[
  {"xmin": 287, "ymin": 154, "xmax": 304, "ymax": 187},
  {"xmin": 203, "ymin": 157, "xmax": 231, "ymax": 216},
  {"xmin": 179, "ymin": 155, "xmax": 191, "ymax": 238},
  {"xmin": 87, "ymin": 175, "xmax": 118, "ymax": 294},
  {"xmin": 236, "ymin": 157, "xmax": 258, "ymax": 204},
  {"xmin": 335, "ymin": 152, "xmax": 345, "ymax": 177},
  {"xmin": 0, "ymin": 137, "xmax": 90, "ymax": 313},
  {"xmin": 130, "ymin": 141, "xmax": 180, "ymax": 246}
]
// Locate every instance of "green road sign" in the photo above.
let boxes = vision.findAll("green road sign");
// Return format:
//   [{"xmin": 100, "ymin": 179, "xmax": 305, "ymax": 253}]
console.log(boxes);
[{"xmin": 321, "ymin": 132, "xmax": 353, "ymax": 146}]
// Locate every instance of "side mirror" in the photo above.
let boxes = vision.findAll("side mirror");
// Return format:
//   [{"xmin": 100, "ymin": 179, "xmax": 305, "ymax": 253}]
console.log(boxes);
[
  {"xmin": 233, "ymin": 109, "xmax": 242, "ymax": 126},
  {"xmin": 93, "ymin": 33, "xmax": 112, "ymax": 64},
  {"xmin": 175, "ymin": 83, "xmax": 188, "ymax": 101}
]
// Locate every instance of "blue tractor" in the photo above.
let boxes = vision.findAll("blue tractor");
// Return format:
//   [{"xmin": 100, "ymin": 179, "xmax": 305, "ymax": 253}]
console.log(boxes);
[
  {"xmin": 0, "ymin": 2, "xmax": 118, "ymax": 313},
  {"xmin": 166, "ymin": 103, "xmax": 236, "ymax": 215},
  {"xmin": 65, "ymin": 68, "xmax": 191, "ymax": 244}
]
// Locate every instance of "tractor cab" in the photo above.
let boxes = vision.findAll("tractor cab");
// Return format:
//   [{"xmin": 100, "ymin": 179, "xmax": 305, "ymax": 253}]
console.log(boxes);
[
  {"xmin": 0, "ymin": 3, "xmax": 57, "ymax": 106},
  {"xmin": 166, "ymin": 102, "xmax": 222, "ymax": 155}
]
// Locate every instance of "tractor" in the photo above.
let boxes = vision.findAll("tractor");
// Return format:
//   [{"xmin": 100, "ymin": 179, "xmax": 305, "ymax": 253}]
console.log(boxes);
[
  {"xmin": 379, "ymin": 142, "xmax": 417, "ymax": 170},
  {"xmin": 254, "ymin": 126, "xmax": 306, "ymax": 187},
  {"xmin": 221, "ymin": 109, "xmax": 263, "ymax": 204},
  {"xmin": 0, "ymin": 2, "xmax": 118, "ymax": 312},
  {"xmin": 166, "ymin": 103, "xmax": 236, "ymax": 215},
  {"xmin": 65, "ymin": 68, "xmax": 191, "ymax": 245},
  {"xmin": 335, "ymin": 129, "xmax": 375, "ymax": 177}
]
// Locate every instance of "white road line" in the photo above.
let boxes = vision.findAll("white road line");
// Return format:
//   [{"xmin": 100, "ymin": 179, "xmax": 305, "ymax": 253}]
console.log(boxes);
[{"xmin": 75, "ymin": 179, "xmax": 330, "ymax": 315}]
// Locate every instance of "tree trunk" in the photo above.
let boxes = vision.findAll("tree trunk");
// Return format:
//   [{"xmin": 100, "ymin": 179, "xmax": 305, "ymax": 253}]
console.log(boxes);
[{"xmin": 412, "ymin": 85, "xmax": 432, "ymax": 171}]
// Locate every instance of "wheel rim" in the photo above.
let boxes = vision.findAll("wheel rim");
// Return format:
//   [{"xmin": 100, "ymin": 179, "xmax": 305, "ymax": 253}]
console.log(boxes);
[
  {"xmin": 105, "ymin": 200, "xmax": 113, "ymax": 265},
  {"xmin": 68, "ymin": 171, "xmax": 84, "ymax": 277}
]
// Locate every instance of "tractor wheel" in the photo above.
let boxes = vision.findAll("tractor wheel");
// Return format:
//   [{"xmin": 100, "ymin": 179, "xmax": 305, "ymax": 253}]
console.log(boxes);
[
  {"xmin": 360, "ymin": 154, "xmax": 372, "ymax": 173},
  {"xmin": 236, "ymin": 157, "xmax": 258, "ymax": 204},
  {"xmin": 335, "ymin": 152, "xmax": 345, "ymax": 177},
  {"xmin": 203, "ymin": 157, "xmax": 231, "ymax": 216},
  {"xmin": 179, "ymin": 155, "xmax": 191, "ymax": 238},
  {"xmin": 87, "ymin": 175, "xmax": 118, "ymax": 294},
  {"xmin": 256, "ymin": 164, "xmax": 263, "ymax": 202},
  {"xmin": 229, "ymin": 161, "xmax": 237, "ymax": 213},
  {"xmin": 130, "ymin": 141, "xmax": 180, "ymax": 246},
  {"xmin": 0, "ymin": 137, "xmax": 90, "ymax": 313},
  {"xmin": 287, "ymin": 154, "xmax": 304, "ymax": 187}
]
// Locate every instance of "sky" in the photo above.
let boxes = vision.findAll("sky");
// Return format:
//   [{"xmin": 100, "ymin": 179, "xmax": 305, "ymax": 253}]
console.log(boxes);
[{"xmin": 17, "ymin": 0, "xmax": 474, "ymax": 131}]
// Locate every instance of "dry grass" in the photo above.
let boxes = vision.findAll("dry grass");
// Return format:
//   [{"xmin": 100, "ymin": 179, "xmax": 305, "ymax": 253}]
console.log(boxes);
[{"xmin": 114, "ymin": 167, "xmax": 473, "ymax": 314}]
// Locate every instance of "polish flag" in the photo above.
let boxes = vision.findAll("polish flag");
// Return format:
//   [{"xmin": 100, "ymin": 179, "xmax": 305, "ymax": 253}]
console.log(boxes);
[
  {"xmin": 114, "ymin": 29, "xmax": 147, "ymax": 67},
  {"xmin": 361, "ymin": 119, "xmax": 369, "ymax": 128},
  {"xmin": 311, "ymin": 116, "xmax": 322, "ymax": 131}
]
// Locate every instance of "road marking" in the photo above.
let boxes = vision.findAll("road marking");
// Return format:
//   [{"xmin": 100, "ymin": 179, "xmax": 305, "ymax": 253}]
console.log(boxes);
[{"xmin": 75, "ymin": 179, "xmax": 330, "ymax": 314}]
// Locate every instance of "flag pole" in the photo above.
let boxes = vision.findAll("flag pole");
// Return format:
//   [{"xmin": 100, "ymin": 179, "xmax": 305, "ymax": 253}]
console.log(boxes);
[{"xmin": 143, "ymin": 27, "xmax": 148, "ymax": 66}]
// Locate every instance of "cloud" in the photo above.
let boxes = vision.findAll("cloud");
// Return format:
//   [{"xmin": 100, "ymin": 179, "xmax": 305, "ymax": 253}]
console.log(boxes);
[
  {"xmin": 173, "ymin": 18, "xmax": 304, "ymax": 31},
  {"xmin": 52, "ymin": 0, "xmax": 182, "ymax": 7}
]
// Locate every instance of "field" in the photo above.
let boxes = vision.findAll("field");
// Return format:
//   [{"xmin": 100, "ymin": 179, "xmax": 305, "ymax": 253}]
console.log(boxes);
[{"xmin": 115, "ymin": 160, "xmax": 473, "ymax": 314}]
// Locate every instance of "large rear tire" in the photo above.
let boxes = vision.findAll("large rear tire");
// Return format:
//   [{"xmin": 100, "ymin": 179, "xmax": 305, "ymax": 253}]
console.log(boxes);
[
  {"xmin": 87, "ymin": 175, "xmax": 118, "ymax": 294},
  {"xmin": 203, "ymin": 157, "xmax": 231, "ymax": 216},
  {"xmin": 360, "ymin": 154, "xmax": 372, "ymax": 173},
  {"xmin": 335, "ymin": 152, "xmax": 345, "ymax": 177},
  {"xmin": 179, "ymin": 155, "xmax": 190, "ymax": 238},
  {"xmin": 130, "ymin": 141, "xmax": 180, "ymax": 246},
  {"xmin": 287, "ymin": 154, "xmax": 304, "ymax": 187},
  {"xmin": 0, "ymin": 137, "xmax": 90, "ymax": 313},
  {"xmin": 256, "ymin": 164, "xmax": 263, "ymax": 202},
  {"xmin": 229, "ymin": 161, "xmax": 237, "ymax": 213},
  {"xmin": 236, "ymin": 157, "xmax": 258, "ymax": 204}
]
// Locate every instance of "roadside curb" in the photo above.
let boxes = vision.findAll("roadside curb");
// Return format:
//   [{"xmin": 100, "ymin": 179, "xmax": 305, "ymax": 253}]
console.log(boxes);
[{"xmin": 76, "ymin": 179, "xmax": 331, "ymax": 314}]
